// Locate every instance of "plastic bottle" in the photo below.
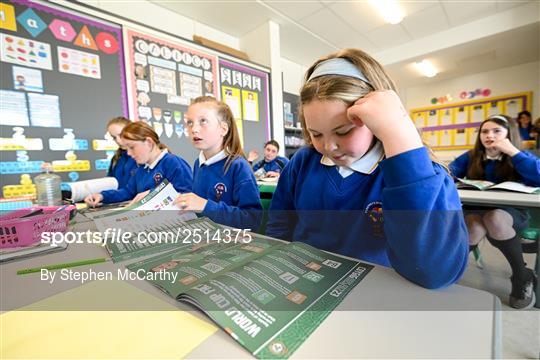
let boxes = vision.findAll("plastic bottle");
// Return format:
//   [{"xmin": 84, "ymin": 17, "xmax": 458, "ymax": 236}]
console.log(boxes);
[{"xmin": 34, "ymin": 164, "xmax": 62, "ymax": 206}]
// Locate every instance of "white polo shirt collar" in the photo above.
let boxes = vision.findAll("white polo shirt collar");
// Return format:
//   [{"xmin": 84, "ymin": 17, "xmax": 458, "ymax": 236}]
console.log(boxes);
[
  {"xmin": 320, "ymin": 140, "xmax": 384, "ymax": 177},
  {"xmin": 199, "ymin": 150, "xmax": 227, "ymax": 167},
  {"xmin": 145, "ymin": 149, "xmax": 168, "ymax": 170}
]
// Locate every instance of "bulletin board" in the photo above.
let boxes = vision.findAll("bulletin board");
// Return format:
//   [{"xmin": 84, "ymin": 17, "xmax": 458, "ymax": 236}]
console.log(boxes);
[
  {"xmin": 218, "ymin": 58, "xmax": 271, "ymax": 155},
  {"xmin": 123, "ymin": 26, "xmax": 219, "ymax": 161},
  {"xmin": 0, "ymin": 0, "xmax": 127, "ymax": 198},
  {"xmin": 410, "ymin": 92, "xmax": 532, "ymax": 151}
]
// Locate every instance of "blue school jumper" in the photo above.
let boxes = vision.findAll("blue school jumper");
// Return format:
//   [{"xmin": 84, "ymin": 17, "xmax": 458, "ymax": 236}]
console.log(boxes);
[
  {"xmin": 252, "ymin": 156, "xmax": 290, "ymax": 173},
  {"xmin": 449, "ymin": 151, "xmax": 540, "ymax": 186},
  {"xmin": 193, "ymin": 151, "xmax": 262, "ymax": 230},
  {"xmin": 101, "ymin": 151, "xmax": 192, "ymax": 204},
  {"xmin": 519, "ymin": 126, "xmax": 533, "ymax": 141},
  {"xmin": 266, "ymin": 143, "xmax": 468, "ymax": 289},
  {"xmin": 107, "ymin": 150, "xmax": 138, "ymax": 188}
]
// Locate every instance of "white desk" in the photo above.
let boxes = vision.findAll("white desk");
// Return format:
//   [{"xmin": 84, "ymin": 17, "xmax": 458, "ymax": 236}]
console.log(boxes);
[
  {"xmin": 257, "ymin": 181, "xmax": 278, "ymax": 188},
  {"xmin": 458, "ymin": 189, "xmax": 540, "ymax": 208},
  {"xmin": 1, "ymin": 215, "xmax": 501, "ymax": 358}
]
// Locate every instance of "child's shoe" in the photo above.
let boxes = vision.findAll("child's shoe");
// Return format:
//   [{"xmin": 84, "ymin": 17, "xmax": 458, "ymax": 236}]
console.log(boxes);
[{"xmin": 509, "ymin": 268, "xmax": 537, "ymax": 309}]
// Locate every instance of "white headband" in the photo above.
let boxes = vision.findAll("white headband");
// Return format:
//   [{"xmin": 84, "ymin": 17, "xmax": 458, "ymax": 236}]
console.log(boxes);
[
  {"xmin": 487, "ymin": 115, "xmax": 508, "ymax": 124},
  {"xmin": 307, "ymin": 58, "xmax": 372, "ymax": 85}
]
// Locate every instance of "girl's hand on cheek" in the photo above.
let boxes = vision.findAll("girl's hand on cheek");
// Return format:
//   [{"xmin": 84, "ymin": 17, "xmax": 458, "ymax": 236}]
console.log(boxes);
[
  {"xmin": 491, "ymin": 138, "xmax": 519, "ymax": 156},
  {"xmin": 346, "ymin": 90, "xmax": 423, "ymax": 157},
  {"xmin": 346, "ymin": 91, "xmax": 413, "ymax": 140}
]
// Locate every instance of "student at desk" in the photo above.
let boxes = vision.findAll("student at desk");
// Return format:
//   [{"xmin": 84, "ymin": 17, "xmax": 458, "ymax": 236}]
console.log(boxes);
[
  {"xmin": 247, "ymin": 140, "xmax": 289, "ymax": 178},
  {"xmin": 105, "ymin": 116, "xmax": 138, "ymax": 188},
  {"xmin": 266, "ymin": 48, "xmax": 468, "ymax": 290},
  {"xmin": 449, "ymin": 114, "xmax": 540, "ymax": 309},
  {"xmin": 173, "ymin": 96, "xmax": 262, "ymax": 231},
  {"xmin": 517, "ymin": 110, "xmax": 535, "ymax": 141},
  {"xmin": 85, "ymin": 121, "xmax": 192, "ymax": 206}
]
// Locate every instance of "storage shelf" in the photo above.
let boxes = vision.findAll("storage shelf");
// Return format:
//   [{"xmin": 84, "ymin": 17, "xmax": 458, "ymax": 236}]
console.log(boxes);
[{"xmin": 284, "ymin": 127, "xmax": 303, "ymax": 132}]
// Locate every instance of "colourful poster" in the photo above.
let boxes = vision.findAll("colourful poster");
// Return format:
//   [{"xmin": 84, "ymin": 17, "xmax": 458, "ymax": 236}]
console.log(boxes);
[
  {"xmin": 1, "ymin": 32, "xmax": 52, "ymax": 70},
  {"xmin": 58, "ymin": 46, "xmax": 101, "ymax": 79},
  {"xmin": 242, "ymin": 90, "xmax": 259, "ymax": 122},
  {"xmin": 219, "ymin": 58, "xmax": 271, "ymax": 152},
  {"xmin": 12, "ymin": 65, "xmax": 43, "ymax": 92},
  {"xmin": 125, "ymin": 27, "xmax": 218, "ymax": 129},
  {"xmin": 222, "ymin": 86, "xmax": 241, "ymax": 120}
]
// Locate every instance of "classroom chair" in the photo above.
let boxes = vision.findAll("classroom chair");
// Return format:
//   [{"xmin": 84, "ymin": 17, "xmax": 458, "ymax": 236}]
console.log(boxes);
[{"xmin": 256, "ymin": 185, "xmax": 276, "ymax": 234}]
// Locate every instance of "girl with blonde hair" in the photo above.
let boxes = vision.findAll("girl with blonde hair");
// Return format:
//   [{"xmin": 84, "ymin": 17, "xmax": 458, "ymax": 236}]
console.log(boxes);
[
  {"xmin": 266, "ymin": 48, "xmax": 468, "ymax": 289},
  {"xmin": 174, "ymin": 96, "xmax": 262, "ymax": 230}
]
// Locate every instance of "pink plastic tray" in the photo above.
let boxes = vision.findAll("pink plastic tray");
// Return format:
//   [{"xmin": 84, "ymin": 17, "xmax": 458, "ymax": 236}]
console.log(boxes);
[{"xmin": 0, "ymin": 205, "xmax": 75, "ymax": 249}]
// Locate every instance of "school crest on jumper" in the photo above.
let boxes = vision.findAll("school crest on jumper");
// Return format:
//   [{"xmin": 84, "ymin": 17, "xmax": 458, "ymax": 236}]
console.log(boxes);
[
  {"xmin": 214, "ymin": 183, "xmax": 227, "ymax": 201},
  {"xmin": 153, "ymin": 172, "xmax": 163, "ymax": 185},
  {"xmin": 364, "ymin": 201, "xmax": 384, "ymax": 238}
]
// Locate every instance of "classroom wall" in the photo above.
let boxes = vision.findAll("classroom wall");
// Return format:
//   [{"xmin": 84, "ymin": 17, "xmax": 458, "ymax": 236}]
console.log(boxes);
[
  {"xmin": 405, "ymin": 61, "xmax": 539, "ymax": 115},
  {"xmin": 404, "ymin": 61, "xmax": 540, "ymax": 162},
  {"xmin": 281, "ymin": 58, "xmax": 307, "ymax": 95}
]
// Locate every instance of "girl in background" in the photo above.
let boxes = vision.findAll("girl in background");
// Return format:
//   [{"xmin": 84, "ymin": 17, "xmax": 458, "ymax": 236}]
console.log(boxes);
[
  {"xmin": 266, "ymin": 48, "xmax": 468, "ymax": 289},
  {"xmin": 106, "ymin": 116, "xmax": 138, "ymax": 188},
  {"xmin": 517, "ymin": 110, "xmax": 535, "ymax": 141},
  {"xmin": 85, "ymin": 121, "xmax": 192, "ymax": 206},
  {"xmin": 174, "ymin": 96, "xmax": 262, "ymax": 231},
  {"xmin": 450, "ymin": 115, "xmax": 539, "ymax": 309}
]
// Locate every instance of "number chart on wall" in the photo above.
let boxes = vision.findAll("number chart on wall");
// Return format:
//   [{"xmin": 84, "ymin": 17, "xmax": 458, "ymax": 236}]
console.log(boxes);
[
  {"xmin": 124, "ymin": 26, "xmax": 218, "ymax": 161},
  {"xmin": 219, "ymin": 58, "xmax": 271, "ymax": 155},
  {"xmin": 0, "ymin": 0, "xmax": 127, "ymax": 198},
  {"xmin": 410, "ymin": 92, "xmax": 532, "ymax": 151}
]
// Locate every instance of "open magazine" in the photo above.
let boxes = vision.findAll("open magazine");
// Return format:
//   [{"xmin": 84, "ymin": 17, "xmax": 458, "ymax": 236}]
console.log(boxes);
[
  {"xmin": 92, "ymin": 180, "xmax": 373, "ymax": 358},
  {"xmin": 456, "ymin": 178, "xmax": 540, "ymax": 194},
  {"xmin": 127, "ymin": 228, "xmax": 372, "ymax": 359},
  {"xmin": 92, "ymin": 180, "xmax": 196, "ymax": 261}
]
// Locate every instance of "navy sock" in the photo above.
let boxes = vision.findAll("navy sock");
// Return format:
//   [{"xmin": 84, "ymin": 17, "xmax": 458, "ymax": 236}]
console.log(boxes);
[{"xmin": 487, "ymin": 235, "xmax": 528, "ymax": 280}]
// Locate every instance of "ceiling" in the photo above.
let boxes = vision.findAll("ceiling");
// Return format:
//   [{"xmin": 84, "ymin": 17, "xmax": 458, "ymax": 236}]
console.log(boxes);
[{"xmin": 150, "ymin": 0, "xmax": 539, "ymax": 88}]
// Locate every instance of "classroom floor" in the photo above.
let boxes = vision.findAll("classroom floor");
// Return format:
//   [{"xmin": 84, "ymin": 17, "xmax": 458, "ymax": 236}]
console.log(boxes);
[{"xmin": 459, "ymin": 241, "xmax": 539, "ymax": 359}]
